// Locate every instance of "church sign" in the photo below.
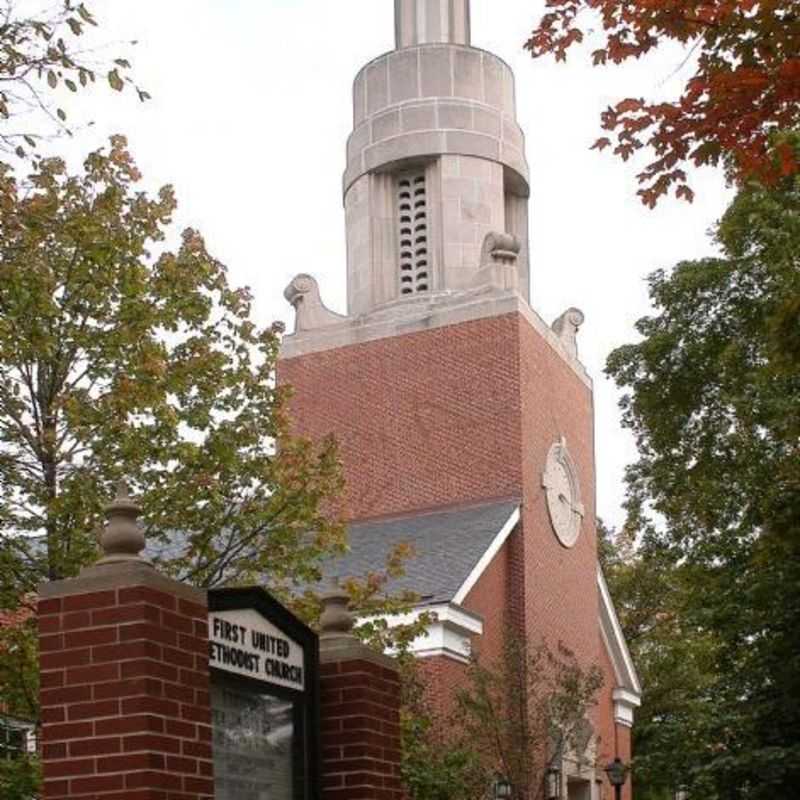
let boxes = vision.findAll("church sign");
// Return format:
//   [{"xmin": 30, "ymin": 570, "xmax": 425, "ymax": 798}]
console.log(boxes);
[
  {"xmin": 208, "ymin": 588, "xmax": 320, "ymax": 800},
  {"xmin": 210, "ymin": 607, "xmax": 305, "ymax": 691}
]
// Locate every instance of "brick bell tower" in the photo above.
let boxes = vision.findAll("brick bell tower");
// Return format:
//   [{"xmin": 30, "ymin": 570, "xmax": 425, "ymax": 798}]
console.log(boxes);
[{"xmin": 278, "ymin": 2, "xmax": 641, "ymax": 797}]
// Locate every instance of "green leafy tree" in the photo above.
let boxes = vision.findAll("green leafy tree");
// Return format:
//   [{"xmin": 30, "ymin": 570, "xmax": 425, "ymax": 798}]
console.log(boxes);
[
  {"xmin": 0, "ymin": 610, "xmax": 38, "ymax": 800},
  {"xmin": 526, "ymin": 0, "xmax": 800, "ymax": 206},
  {"xmin": 456, "ymin": 638, "xmax": 603, "ymax": 800},
  {"xmin": 401, "ymin": 636, "xmax": 604, "ymax": 800},
  {"xmin": 0, "ymin": 756, "xmax": 40, "ymax": 800},
  {"xmin": 0, "ymin": 137, "xmax": 433, "ymax": 800},
  {"xmin": 0, "ymin": 140, "xmax": 426, "ymax": 768},
  {"xmin": 600, "ymin": 526, "xmax": 720, "ymax": 800},
  {"xmin": 400, "ymin": 655, "xmax": 488, "ymax": 800},
  {"xmin": 0, "ymin": 0, "xmax": 146, "ymax": 158},
  {"xmin": 606, "ymin": 155, "xmax": 800, "ymax": 798},
  {"xmin": 0, "ymin": 137, "xmax": 345, "ymax": 600}
]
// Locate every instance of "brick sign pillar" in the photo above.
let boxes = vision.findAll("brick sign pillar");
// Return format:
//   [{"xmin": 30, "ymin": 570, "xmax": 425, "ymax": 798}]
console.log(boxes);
[
  {"xmin": 38, "ymin": 486, "xmax": 213, "ymax": 800},
  {"xmin": 317, "ymin": 588, "xmax": 403, "ymax": 800}
]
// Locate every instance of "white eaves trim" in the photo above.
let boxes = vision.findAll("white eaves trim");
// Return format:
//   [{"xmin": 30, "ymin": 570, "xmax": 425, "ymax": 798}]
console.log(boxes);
[
  {"xmin": 598, "ymin": 565, "xmax": 642, "ymax": 696},
  {"xmin": 378, "ymin": 603, "xmax": 484, "ymax": 664},
  {"xmin": 612, "ymin": 688, "xmax": 640, "ymax": 727},
  {"xmin": 598, "ymin": 567, "xmax": 642, "ymax": 727},
  {"xmin": 452, "ymin": 505, "xmax": 521, "ymax": 605}
]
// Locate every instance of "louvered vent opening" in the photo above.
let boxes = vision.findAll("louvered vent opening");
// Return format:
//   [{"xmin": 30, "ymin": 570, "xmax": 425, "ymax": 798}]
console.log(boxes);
[{"xmin": 397, "ymin": 170, "xmax": 429, "ymax": 296}]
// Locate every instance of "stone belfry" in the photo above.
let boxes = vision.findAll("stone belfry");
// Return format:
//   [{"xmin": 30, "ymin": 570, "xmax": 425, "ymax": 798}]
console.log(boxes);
[
  {"xmin": 280, "ymin": 3, "xmax": 640, "ymax": 796},
  {"xmin": 344, "ymin": 0, "xmax": 530, "ymax": 314}
]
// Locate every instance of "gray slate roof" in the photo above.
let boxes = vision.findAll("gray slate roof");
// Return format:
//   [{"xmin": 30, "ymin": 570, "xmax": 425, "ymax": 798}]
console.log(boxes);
[{"xmin": 321, "ymin": 500, "xmax": 519, "ymax": 606}]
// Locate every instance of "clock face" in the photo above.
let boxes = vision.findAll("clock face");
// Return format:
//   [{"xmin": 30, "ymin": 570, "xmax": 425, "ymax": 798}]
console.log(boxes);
[{"xmin": 542, "ymin": 441, "xmax": 584, "ymax": 548}]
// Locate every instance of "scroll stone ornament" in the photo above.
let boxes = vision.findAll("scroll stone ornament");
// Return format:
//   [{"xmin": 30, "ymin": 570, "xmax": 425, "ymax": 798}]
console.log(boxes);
[
  {"xmin": 551, "ymin": 307, "xmax": 586, "ymax": 360},
  {"xmin": 284, "ymin": 274, "xmax": 347, "ymax": 333},
  {"xmin": 472, "ymin": 232, "xmax": 522, "ymax": 292},
  {"xmin": 96, "ymin": 482, "xmax": 151, "ymax": 567}
]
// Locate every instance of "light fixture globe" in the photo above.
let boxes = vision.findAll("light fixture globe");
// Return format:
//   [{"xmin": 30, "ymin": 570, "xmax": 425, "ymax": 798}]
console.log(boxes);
[
  {"xmin": 545, "ymin": 764, "xmax": 562, "ymax": 800},
  {"xmin": 492, "ymin": 776, "xmax": 512, "ymax": 799},
  {"xmin": 604, "ymin": 757, "xmax": 630, "ymax": 800}
]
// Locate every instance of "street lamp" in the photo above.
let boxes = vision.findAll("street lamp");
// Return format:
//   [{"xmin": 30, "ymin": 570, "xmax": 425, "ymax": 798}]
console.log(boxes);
[
  {"xmin": 545, "ymin": 763, "xmax": 563, "ymax": 800},
  {"xmin": 604, "ymin": 758, "xmax": 629, "ymax": 800},
  {"xmin": 492, "ymin": 776, "xmax": 512, "ymax": 799}
]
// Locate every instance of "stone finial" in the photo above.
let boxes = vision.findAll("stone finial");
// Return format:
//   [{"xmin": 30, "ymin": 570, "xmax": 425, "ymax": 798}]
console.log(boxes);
[
  {"xmin": 284, "ymin": 274, "xmax": 347, "ymax": 334},
  {"xmin": 472, "ymin": 231, "xmax": 521, "ymax": 292},
  {"xmin": 481, "ymin": 232, "xmax": 521, "ymax": 267},
  {"xmin": 96, "ymin": 482, "xmax": 150, "ymax": 567},
  {"xmin": 319, "ymin": 583, "xmax": 355, "ymax": 641},
  {"xmin": 552, "ymin": 307, "xmax": 586, "ymax": 360}
]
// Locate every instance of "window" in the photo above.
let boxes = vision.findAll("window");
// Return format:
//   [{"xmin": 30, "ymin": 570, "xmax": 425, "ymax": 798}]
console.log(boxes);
[
  {"xmin": 0, "ymin": 718, "xmax": 34, "ymax": 760},
  {"xmin": 397, "ymin": 170, "xmax": 430, "ymax": 296}
]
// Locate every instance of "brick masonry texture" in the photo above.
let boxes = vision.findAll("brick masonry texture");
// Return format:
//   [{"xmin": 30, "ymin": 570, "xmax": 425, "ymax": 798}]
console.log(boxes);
[
  {"xmin": 38, "ymin": 586, "xmax": 213, "ymax": 800},
  {"xmin": 319, "ymin": 658, "xmax": 403, "ymax": 800},
  {"xmin": 416, "ymin": 530, "xmax": 513, "ymax": 722},
  {"xmin": 280, "ymin": 311, "xmax": 631, "ymax": 770},
  {"xmin": 598, "ymin": 637, "xmax": 633, "ymax": 800},
  {"xmin": 279, "ymin": 314, "xmax": 523, "ymax": 521}
]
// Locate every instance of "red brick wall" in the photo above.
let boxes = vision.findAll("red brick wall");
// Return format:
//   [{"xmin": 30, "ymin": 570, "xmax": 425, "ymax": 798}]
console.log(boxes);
[
  {"xmin": 416, "ymin": 654, "xmax": 468, "ymax": 726},
  {"xmin": 462, "ymin": 531, "xmax": 514, "ymax": 663},
  {"xmin": 281, "ymin": 315, "xmax": 604, "ymax": 658},
  {"xmin": 38, "ymin": 585, "xmax": 213, "ymax": 800},
  {"xmin": 618, "ymin": 725, "xmax": 633, "ymax": 800},
  {"xmin": 412, "ymin": 535, "xmax": 517, "ymax": 733},
  {"xmin": 595, "ymin": 634, "xmax": 633, "ymax": 799},
  {"xmin": 279, "ymin": 316, "xmax": 523, "ymax": 521},
  {"xmin": 517, "ymin": 316, "xmax": 601, "ymax": 683},
  {"xmin": 319, "ymin": 657, "xmax": 402, "ymax": 800},
  {"xmin": 281, "ymin": 312, "xmax": 628, "ymax": 791}
]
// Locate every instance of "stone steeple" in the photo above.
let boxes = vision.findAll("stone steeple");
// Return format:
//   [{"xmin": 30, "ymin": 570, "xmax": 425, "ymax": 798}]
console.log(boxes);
[
  {"xmin": 342, "ymin": 0, "xmax": 531, "ymax": 317},
  {"xmin": 276, "ymin": 4, "xmax": 636, "ymax": 788},
  {"xmin": 280, "ymin": 0, "xmax": 586, "ymax": 360}
]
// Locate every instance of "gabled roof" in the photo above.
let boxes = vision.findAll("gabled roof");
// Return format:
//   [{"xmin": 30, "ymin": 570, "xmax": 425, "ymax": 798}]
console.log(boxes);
[{"xmin": 318, "ymin": 500, "xmax": 521, "ymax": 606}]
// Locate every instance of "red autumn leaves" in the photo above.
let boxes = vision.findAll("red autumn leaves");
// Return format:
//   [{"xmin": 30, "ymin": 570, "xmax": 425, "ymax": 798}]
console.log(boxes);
[{"xmin": 527, "ymin": 0, "xmax": 800, "ymax": 205}]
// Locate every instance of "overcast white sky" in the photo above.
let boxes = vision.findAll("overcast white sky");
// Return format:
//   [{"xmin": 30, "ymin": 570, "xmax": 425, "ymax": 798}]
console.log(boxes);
[{"xmin": 59, "ymin": 0, "xmax": 731, "ymax": 529}]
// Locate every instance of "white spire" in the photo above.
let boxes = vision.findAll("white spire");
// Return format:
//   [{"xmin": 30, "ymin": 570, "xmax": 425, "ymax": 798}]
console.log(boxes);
[{"xmin": 395, "ymin": 0, "xmax": 471, "ymax": 48}]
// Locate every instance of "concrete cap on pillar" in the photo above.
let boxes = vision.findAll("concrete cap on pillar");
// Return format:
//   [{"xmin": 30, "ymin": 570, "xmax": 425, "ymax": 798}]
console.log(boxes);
[{"xmin": 395, "ymin": 0, "xmax": 471, "ymax": 48}]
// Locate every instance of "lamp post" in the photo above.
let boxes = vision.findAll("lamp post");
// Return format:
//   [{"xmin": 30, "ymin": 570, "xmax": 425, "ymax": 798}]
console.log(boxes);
[
  {"xmin": 492, "ymin": 776, "xmax": 512, "ymax": 799},
  {"xmin": 604, "ymin": 758, "xmax": 629, "ymax": 800},
  {"xmin": 544, "ymin": 761, "xmax": 563, "ymax": 800}
]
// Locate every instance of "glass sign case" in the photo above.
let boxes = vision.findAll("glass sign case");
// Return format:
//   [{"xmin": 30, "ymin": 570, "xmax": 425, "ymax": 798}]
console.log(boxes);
[{"xmin": 208, "ymin": 588, "xmax": 320, "ymax": 800}]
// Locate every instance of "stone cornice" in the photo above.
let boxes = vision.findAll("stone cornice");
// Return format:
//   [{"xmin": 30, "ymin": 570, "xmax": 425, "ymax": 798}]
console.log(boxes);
[{"xmin": 280, "ymin": 289, "xmax": 592, "ymax": 389}]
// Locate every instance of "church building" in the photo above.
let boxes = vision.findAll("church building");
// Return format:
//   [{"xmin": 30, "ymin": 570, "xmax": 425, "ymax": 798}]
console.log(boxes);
[{"xmin": 279, "ymin": 2, "xmax": 641, "ymax": 797}]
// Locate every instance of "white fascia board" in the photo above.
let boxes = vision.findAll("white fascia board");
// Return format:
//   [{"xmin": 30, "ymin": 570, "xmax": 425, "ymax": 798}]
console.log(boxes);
[
  {"xmin": 372, "ymin": 603, "xmax": 484, "ymax": 665},
  {"xmin": 597, "ymin": 566, "xmax": 642, "ymax": 696},
  {"xmin": 613, "ymin": 702, "xmax": 636, "ymax": 728},
  {"xmin": 452, "ymin": 505, "xmax": 521, "ymax": 605},
  {"xmin": 613, "ymin": 688, "xmax": 641, "ymax": 728},
  {"xmin": 378, "ymin": 603, "xmax": 484, "ymax": 635},
  {"xmin": 613, "ymin": 688, "xmax": 642, "ymax": 707},
  {"xmin": 598, "ymin": 617, "xmax": 624, "ymax": 687}
]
